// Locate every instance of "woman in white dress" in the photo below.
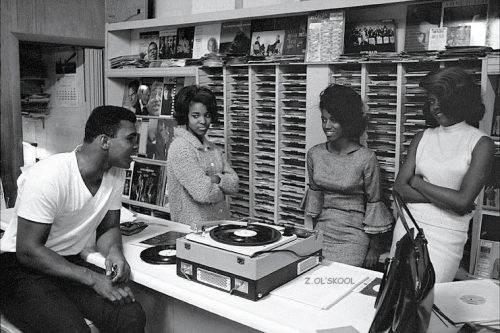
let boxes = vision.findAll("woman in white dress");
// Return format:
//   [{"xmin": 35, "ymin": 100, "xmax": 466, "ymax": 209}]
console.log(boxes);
[{"xmin": 391, "ymin": 67, "xmax": 495, "ymax": 283}]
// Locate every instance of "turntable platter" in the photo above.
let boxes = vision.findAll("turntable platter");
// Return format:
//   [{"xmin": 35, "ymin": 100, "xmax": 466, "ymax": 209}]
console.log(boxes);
[{"xmin": 209, "ymin": 224, "xmax": 282, "ymax": 246}]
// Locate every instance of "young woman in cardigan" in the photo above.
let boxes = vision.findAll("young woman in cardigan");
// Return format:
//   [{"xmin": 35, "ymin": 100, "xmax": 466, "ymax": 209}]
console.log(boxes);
[{"xmin": 166, "ymin": 85, "xmax": 239, "ymax": 225}]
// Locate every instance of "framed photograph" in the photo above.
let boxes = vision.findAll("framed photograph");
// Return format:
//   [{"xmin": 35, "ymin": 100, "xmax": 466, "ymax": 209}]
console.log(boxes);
[{"xmin": 344, "ymin": 20, "xmax": 396, "ymax": 54}]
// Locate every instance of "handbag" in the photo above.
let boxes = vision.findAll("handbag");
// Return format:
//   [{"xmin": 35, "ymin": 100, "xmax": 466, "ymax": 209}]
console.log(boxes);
[{"xmin": 369, "ymin": 191, "xmax": 436, "ymax": 333}]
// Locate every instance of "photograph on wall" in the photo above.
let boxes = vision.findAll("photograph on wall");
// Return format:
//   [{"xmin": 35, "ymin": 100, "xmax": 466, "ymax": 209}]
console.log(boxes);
[
  {"xmin": 404, "ymin": 1, "xmax": 442, "ymax": 52},
  {"xmin": 139, "ymin": 31, "xmax": 159, "ymax": 60},
  {"xmin": 219, "ymin": 20, "xmax": 252, "ymax": 54},
  {"xmin": 159, "ymin": 28, "xmax": 177, "ymax": 59},
  {"xmin": 192, "ymin": 23, "xmax": 222, "ymax": 59},
  {"xmin": 175, "ymin": 26, "xmax": 195, "ymax": 58},
  {"xmin": 443, "ymin": 0, "xmax": 488, "ymax": 47},
  {"xmin": 344, "ymin": 20, "xmax": 396, "ymax": 54}
]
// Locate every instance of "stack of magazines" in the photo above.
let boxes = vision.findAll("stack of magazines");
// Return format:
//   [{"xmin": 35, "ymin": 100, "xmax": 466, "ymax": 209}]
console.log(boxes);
[{"xmin": 109, "ymin": 55, "xmax": 148, "ymax": 69}]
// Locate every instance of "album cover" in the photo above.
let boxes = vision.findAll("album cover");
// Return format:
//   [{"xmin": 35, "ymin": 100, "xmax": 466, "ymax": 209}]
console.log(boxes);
[
  {"xmin": 219, "ymin": 20, "xmax": 252, "ymax": 54},
  {"xmin": 305, "ymin": 10, "xmax": 345, "ymax": 62},
  {"xmin": 122, "ymin": 162, "xmax": 134, "ymax": 198},
  {"xmin": 122, "ymin": 79, "xmax": 141, "ymax": 114},
  {"xmin": 175, "ymin": 26, "xmax": 195, "ymax": 58},
  {"xmin": 344, "ymin": 20, "xmax": 396, "ymax": 54},
  {"xmin": 486, "ymin": 0, "xmax": 500, "ymax": 49},
  {"xmin": 136, "ymin": 79, "xmax": 162, "ymax": 116},
  {"xmin": 251, "ymin": 16, "xmax": 306, "ymax": 57},
  {"xmin": 159, "ymin": 28, "xmax": 177, "ymax": 59},
  {"xmin": 192, "ymin": 23, "xmax": 222, "ymax": 59},
  {"xmin": 129, "ymin": 162, "xmax": 163, "ymax": 204},
  {"xmin": 160, "ymin": 77, "xmax": 176, "ymax": 116},
  {"xmin": 139, "ymin": 31, "xmax": 159, "ymax": 60},
  {"xmin": 404, "ymin": 1, "xmax": 442, "ymax": 52},
  {"xmin": 443, "ymin": 0, "xmax": 488, "ymax": 47},
  {"xmin": 155, "ymin": 118, "xmax": 177, "ymax": 161}
]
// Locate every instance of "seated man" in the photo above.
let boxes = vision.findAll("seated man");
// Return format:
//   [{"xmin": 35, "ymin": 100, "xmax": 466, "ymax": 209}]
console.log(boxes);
[{"xmin": 0, "ymin": 106, "xmax": 146, "ymax": 333}]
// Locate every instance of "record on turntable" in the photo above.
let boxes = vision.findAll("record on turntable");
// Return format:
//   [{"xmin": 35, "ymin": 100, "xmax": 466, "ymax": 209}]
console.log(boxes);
[
  {"xmin": 140, "ymin": 244, "xmax": 177, "ymax": 264},
  {"xmin": 209, "ymin": 223, "xmax": 282, "ymax": 246}
]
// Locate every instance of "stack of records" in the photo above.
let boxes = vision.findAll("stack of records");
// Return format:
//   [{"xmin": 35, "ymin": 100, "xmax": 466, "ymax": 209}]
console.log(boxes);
[{"xmin": 109, "ymin": 54, "xmax": 148, "ymax": 69}]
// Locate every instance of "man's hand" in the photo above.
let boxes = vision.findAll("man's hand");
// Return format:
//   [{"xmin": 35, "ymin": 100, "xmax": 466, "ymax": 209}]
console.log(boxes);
[
  {"xmin": 105, "ymin": 246, "xmax": 130, "ymax": 283},
  {"xmin": 90, "ymin": 270, "xmax": 136, "ymax": 305}
]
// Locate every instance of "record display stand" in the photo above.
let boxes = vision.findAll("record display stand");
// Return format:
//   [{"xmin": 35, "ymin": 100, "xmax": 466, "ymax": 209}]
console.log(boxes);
[
  {"xmin": 198, "ymin": 66, "xmax": 225, "ymax": 150},
  {"xmin": 278, "ymin": 65, "xmax": 307, "ymax": 225},
  {"xmin": 251, "ymin": 65, "xmax": 277, "ymax": 223},
  {"xmin": 401, "ymin": 62, "xmax": 438, "ymax": 161},
  {"xmin": 226, "ymin": 66, "xmax": 251, "ymax": 218},
  {"xmin": 365, "ymin": 63, "xmax": 398, "ymax": 206},
  {"xmin": 330, "ymin": 63, "xmax": 362, "ymax": 94}
]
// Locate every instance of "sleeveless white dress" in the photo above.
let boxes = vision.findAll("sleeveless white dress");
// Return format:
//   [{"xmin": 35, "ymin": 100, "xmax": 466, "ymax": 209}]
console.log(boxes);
[{"xmin": 390, "ymin": 121, "xmax": 486, "ymax": 283}]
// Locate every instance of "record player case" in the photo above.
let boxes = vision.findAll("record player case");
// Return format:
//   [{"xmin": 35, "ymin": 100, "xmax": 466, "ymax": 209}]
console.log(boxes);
[{"xmin": 176, "ymin": 223, "xmax": 323, "ymax": 300}]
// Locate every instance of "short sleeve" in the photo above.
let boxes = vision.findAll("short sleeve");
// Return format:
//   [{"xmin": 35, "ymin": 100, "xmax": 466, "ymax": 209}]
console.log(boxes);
[
  {"xmin": 300, "ymin": 187, "xmax": 324, "ymax": 218},
  {"xmin": 362, "ymin": 153, "xmax": 394, "ymax": 234}
]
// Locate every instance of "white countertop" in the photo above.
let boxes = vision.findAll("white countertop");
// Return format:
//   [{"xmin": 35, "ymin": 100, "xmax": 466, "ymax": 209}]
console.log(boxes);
[
  {"xmin": 83, "ymin": 216, "xmax": 383, "ymax": 333},
  {"xmin": 7, "ymin": 211, "xmax": 498, "ymax": 332}
]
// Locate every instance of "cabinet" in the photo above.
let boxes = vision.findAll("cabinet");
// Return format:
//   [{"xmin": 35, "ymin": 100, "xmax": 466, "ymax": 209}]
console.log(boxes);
[{"xmin": 105, "ymin": 2, "xmax": 498, "ymax": 275}]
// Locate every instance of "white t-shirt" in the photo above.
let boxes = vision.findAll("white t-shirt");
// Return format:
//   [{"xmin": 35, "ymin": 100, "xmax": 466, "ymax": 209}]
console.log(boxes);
[{"xmin": 0, "ymin": 150, "xmax": 125, "ymax": 255}]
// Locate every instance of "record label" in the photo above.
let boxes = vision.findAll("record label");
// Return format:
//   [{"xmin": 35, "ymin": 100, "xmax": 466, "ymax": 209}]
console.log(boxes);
[
  {"xmin": 140, "ymin": 244, "xmax": 176, "ymax": 264},
  {"xmin": 209, "ymin": 224, "xmax": 281, "ymax": 246}
]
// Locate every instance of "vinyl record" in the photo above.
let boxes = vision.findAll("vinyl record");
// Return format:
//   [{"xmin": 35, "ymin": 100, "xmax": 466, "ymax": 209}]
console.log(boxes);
[
  {"xmin": 209, "ymin": 224, "xmax": 281, "ymax": 246},
  {"xmin": 140, "ymin": 244, "xmax": 176, "ymax": 264}
]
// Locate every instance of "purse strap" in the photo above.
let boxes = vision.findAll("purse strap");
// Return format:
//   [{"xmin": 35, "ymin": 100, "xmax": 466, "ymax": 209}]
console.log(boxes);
[{"xmin": 393, "ymin": 191, "xmax": 425, "ymax": 236}]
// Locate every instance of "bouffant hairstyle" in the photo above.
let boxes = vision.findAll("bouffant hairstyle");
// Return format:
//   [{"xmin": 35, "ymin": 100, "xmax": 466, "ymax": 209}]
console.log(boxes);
[
  {"xmin": 319, "ymin": 84, "xmax": 367, "ymax": 140},
  {"xmin": 420, "ymin": 67, "xmax": 485, "ymax": 127},
  {"xmin": 173, "ymin": 85, "xmax": 219, "ymax": 125},
  {"xmin": 84, "ymin": 105, "xmax": 136, "ymax": 143}
]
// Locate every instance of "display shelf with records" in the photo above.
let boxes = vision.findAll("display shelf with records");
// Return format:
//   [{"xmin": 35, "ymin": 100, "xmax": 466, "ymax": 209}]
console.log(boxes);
[
  {"xmin": 198, "ymin": 66, "xmax": 225, "ymax": 150},
  {"xmin": 364, "ymin": 63, "xmax": 398, "ymax": 206},
  {"xmin": 277, "ymin": 65, "xmax": 307, "ymax": 225},
  {"xmin": 251, "ymin": 65, "xmax": 278, "ymax": 223},
  {"xmin": 225, "ymin": 66, "xmax": 251, "ymax": 219}
]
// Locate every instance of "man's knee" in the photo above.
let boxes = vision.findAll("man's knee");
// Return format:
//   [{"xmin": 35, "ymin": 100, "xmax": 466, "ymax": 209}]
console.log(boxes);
[{"xmin": 117, "ymin": 302, "xmax": 146, "ymax": 332}]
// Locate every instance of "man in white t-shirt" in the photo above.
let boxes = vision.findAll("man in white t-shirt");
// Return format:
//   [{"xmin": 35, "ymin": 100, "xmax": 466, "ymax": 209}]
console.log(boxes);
[{"xmin": 0, "ymin": 106, "xmax": 146, "ymax": 333}]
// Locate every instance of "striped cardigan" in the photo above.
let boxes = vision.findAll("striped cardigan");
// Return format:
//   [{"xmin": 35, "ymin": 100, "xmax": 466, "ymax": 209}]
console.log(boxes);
[{"xmin": 166, "ymin": 127, "xmax": 239, "ymax": 225}]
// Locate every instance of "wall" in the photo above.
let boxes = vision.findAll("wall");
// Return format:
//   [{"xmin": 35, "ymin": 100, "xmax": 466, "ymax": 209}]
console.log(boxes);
[{"xmin": 0, "ymin": 0, "xmax": 105, "ymax": 205}]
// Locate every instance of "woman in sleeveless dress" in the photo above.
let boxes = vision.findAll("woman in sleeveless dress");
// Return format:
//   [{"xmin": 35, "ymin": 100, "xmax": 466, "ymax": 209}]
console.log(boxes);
[{"xmin": 391, "ymin": 67, "xmax": 494, "ymax": 283}]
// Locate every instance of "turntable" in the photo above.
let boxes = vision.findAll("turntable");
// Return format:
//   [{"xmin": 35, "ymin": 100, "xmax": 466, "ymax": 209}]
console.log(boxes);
[{"xmin": 176, "ymin": 221, "xmax": 323, "ymax": 301}]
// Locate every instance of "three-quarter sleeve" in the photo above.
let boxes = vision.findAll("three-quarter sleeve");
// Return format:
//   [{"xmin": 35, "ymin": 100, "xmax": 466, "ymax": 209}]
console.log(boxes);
[
  {"xmin": 362, "ymin": 154, "xmax": 394, "ymax": 234},
  {"xmin": 301, "ymin": 149, "xmax": 324, "ymax": 218}
]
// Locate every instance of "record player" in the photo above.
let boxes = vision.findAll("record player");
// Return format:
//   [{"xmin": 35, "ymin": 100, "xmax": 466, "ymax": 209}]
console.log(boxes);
[{"xmin": 176, "ymin": 220, "xmax": 323, "ymax": 301}]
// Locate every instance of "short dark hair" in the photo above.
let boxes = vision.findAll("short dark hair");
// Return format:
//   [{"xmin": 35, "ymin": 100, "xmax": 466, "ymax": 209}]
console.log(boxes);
[
  {"xmin": 319, "ymin": 84, "xmax": 367, "ymax": 139},
  {"xmin": 420, "ymin": 67, "xmax": 485, "ymax": 127},
  {"xmin": 84, "ymin": 105, "xmax": 136, "ymax": 143},
  {"xmin": 173, "ymin": 85, "xmax": 219, "ymax": 125}
]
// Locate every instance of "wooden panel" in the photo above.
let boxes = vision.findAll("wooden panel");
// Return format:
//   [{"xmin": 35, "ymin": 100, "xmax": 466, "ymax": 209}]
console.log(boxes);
[
  {"xmin": 15, "ymin": 0, "xmax": 105, "ymax": 45},
  {"xmin": 1, "ymin": 0, "xmax": 23, "ymax": 206}
]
